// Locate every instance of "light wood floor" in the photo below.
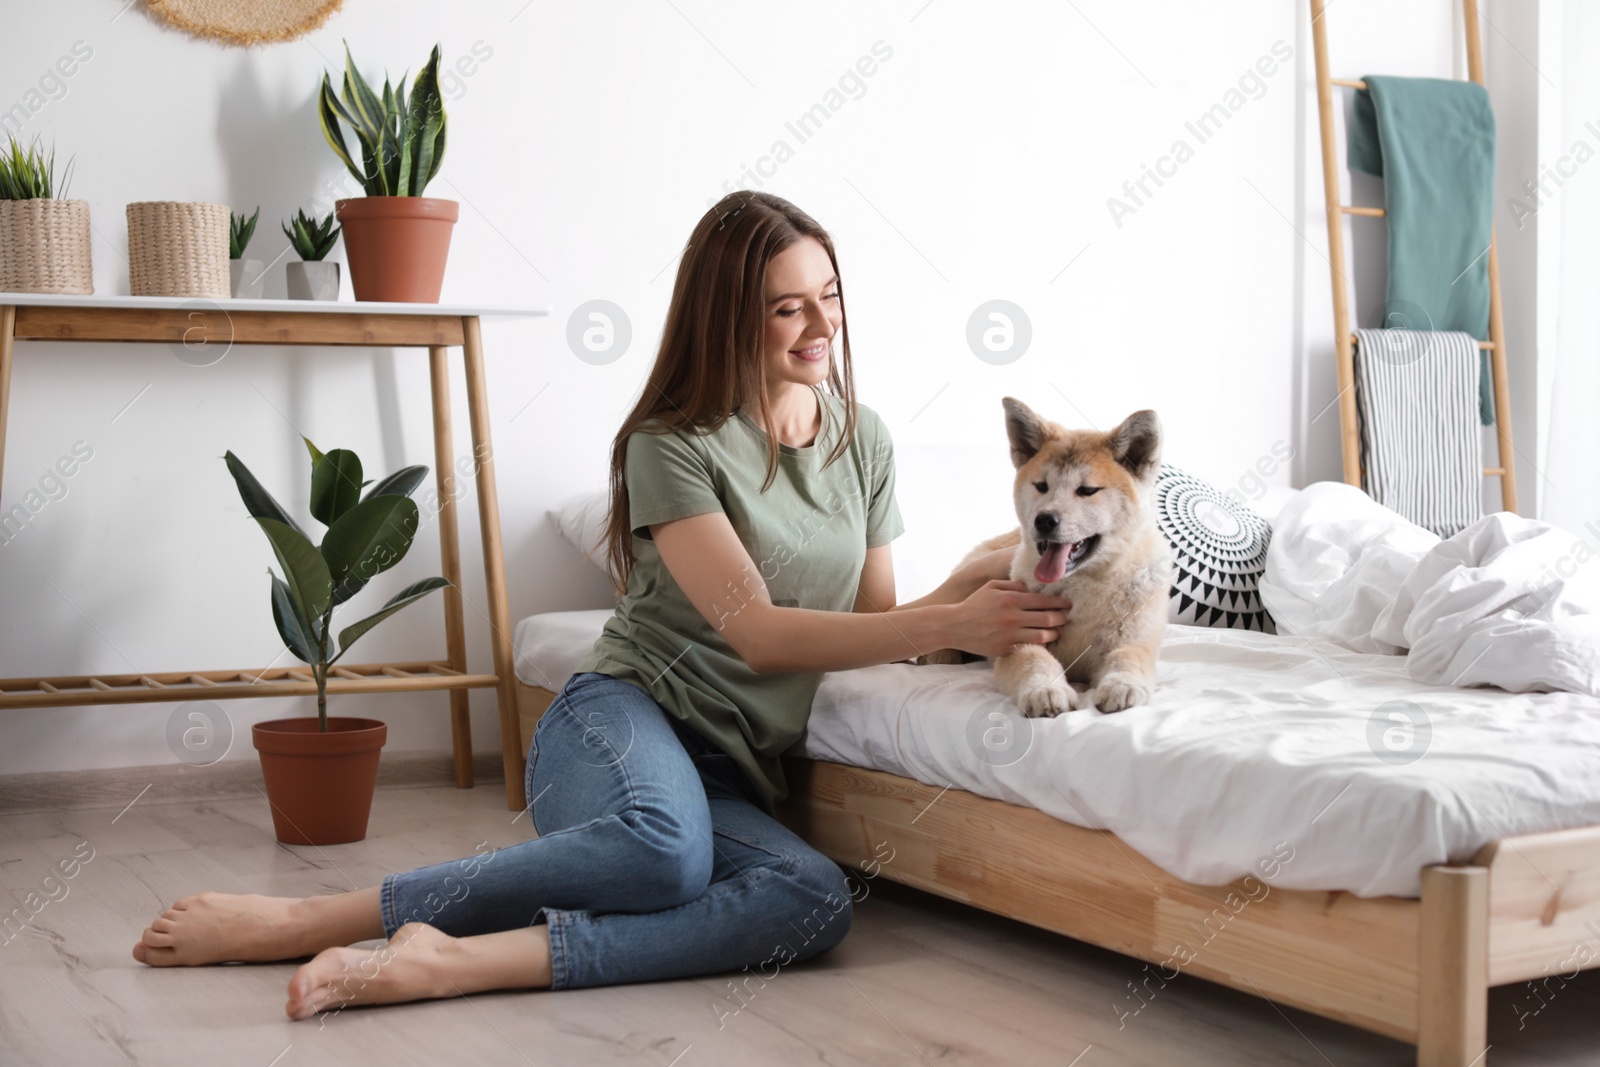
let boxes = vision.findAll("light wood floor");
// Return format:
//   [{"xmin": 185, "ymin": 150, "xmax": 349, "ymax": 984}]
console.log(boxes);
[{"xmin": 3, "ymin": 781, "xmax": 1597, "ymax": 1066}]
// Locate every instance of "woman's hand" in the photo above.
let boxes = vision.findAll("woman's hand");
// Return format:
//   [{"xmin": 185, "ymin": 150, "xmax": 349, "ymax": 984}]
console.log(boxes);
[{"xmin": 943, "ymin": 579, "xmax": 1071, "ymax": 658}]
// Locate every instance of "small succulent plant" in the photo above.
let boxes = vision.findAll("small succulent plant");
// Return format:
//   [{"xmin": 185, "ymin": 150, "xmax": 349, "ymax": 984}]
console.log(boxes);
[
  {"xmin": 283, "ymin": 209, "xmax": 341, "ymax": 261},
  {"xmin": 229, "ymin": 207, "xmax": 260, "ymax": 259}
]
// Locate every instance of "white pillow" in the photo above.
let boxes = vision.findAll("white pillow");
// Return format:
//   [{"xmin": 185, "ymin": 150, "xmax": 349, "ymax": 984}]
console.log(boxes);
[{"xmin": 549, "ymin": 490, "xmax": 615, "ymax": 581}]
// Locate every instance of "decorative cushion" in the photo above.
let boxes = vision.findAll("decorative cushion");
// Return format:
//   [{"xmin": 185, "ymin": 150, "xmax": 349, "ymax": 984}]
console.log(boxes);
[{"xmin": 1153, "ymin": 466, "xmax": 1276, "ymax": 633}]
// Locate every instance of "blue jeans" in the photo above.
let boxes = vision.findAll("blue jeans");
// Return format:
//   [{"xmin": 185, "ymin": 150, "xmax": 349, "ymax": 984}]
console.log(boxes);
[{"xmin": 380, "ymin": 672, "xmax": 854, "ymax": 989}]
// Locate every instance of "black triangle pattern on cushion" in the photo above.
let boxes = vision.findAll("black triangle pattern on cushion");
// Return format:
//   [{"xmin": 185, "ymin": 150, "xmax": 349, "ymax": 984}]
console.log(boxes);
[{"xmin": 1153, "ymin": 465, "xmax": 1277, "ymax": 634}]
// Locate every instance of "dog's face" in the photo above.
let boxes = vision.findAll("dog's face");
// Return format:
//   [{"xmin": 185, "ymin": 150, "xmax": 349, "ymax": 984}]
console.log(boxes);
[{"xmin": 1002, "ymin": 399, "xmax": 1161, "ymax": 586}]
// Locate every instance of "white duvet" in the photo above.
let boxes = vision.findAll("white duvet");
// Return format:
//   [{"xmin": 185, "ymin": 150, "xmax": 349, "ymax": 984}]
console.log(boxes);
[
  {"xmin": 516, "ymin": 488, "xmax": 1600, "ymax": 898},
  {"xmin": 1262, "ymin": 481, "xmax": 1600, "ymax": 695}
]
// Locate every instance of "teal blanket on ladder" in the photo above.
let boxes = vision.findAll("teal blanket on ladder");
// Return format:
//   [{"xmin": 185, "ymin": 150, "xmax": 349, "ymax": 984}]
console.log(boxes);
[{"xmin": 1347, "ymin": 74, "xmax": 1496, "ymax": 424}]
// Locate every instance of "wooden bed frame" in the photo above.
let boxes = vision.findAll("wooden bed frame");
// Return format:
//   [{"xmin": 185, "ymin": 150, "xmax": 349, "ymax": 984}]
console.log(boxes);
[{"xmin": 514, "ymin": 678, "xmax": 1600, "ymax": 1066}]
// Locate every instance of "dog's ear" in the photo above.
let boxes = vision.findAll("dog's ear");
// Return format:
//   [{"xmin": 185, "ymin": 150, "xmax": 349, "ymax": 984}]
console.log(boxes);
[
  {"xmin": 1002, "ymin": 397, "xmax": 1053, "ymax": 468},
  {"xmin": 1109, "ymin": 410, "xmax": 1161, "ymax": 481}
]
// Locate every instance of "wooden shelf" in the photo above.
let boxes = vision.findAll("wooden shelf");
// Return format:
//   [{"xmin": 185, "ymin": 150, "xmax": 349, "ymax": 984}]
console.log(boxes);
[{"xmin": 0, "ymin": 661, "xmax": 500, "ymax": 708}]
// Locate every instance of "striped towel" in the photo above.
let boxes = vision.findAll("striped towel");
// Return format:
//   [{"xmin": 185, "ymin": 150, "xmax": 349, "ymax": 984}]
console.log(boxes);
[{"xmin": 1353, "ymin": 329, "xmax": 1483, "ymax": 537}]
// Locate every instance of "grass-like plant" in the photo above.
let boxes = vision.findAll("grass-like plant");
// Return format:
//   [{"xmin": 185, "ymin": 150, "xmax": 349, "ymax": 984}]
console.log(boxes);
[
  {"xmin": 282, "ymin": 209, "xmax": 341, "ymax": 261},
  {"xmin": 0, "ymin": 135, "xmax": 73, "ymax": 200},
  {"xmin": 230, "ymin": 207, "xmax": 260, "ymax": 259},
  {"xmin": 224, "ymin": 438, "xmax": 449, "ymax": 731},
  {"xmin": 319, "ymin": 42, "xmax": 447, "ymax": 197}
]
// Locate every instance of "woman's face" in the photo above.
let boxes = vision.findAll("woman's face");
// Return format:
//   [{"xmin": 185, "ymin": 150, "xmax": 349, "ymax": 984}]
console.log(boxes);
[{"xmin": 761, "ymin": 235, "xmax": 842, "ymax": 394}]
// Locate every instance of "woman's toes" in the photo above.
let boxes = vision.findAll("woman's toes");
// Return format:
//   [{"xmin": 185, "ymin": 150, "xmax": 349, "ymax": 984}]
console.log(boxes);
[
  {"xmin": 141, "ymin": 925, "xmax": 175, "ymax": 947},
  {"xmin": 133, "ymin": 940, "xmax": 177, "ymax": 966},
  {"xmin": 285, "ymin": 947, "xmax": 366, "ymax": 1020}
]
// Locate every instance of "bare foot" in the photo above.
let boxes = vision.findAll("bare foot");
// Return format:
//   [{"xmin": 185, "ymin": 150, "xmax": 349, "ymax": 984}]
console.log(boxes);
[
  {"xmin": 285, "ymin": 923, "xmax": 456, "ymax": 1020},
  {"xmin": 132, "ymin": 892, "xmax": 305, "ymax": 966}
]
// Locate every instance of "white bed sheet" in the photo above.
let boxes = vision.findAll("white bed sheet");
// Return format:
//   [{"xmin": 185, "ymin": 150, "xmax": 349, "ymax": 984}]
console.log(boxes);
[{"xmin": 514, "ymin": 611, "xmax": 1600, "ymax": 899}]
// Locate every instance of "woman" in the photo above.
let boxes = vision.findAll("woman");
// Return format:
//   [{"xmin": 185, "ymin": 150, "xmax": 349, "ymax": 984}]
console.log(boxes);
[{"xmin": 131, "ymin": 192, "xmax": 1071, "ymax": 1018}]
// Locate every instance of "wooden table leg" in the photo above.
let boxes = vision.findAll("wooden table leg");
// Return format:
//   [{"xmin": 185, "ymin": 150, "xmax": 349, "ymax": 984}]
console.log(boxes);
[
  {"xmin": 428, "ymin": 345, "xmax": 473, "ymax": 789},
  {"xmin": 0, "ymin": 306, "xmax": 14, "ymax": 503},
  {"xmin": 460, "ymin": 316, "xmax": 526, "ymax": 811}
]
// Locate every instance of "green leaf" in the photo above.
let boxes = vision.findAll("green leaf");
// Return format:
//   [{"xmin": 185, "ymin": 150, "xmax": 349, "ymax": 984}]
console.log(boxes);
[
  {"xmin": 270, "ymin": 572, "xmax": 319, "ymax": 664},
  {"xmin": 378, "ymin": 112, "xmax": 402, "ymax": 197},
  {"xmin": 309, "ymin": 448, "xmax": 363, "ymax": 526},
  {"xmin": 335, "ymin": 577, "xmax": 450, "ymax": 662},
  {"xmin": 224, "ymin": 451, "xmax": 306, "ymax": 538},
  {"xmin": 409, "ymin": 45, "xmax": 446, "ymax": 194},
  {"xmin": 258, "ymin": 518, "xmax": 333, "ymax": 622},
  {"xmin": 229, "ymin": 208, "xmax": 259, "ymax": 259},
  {"xmin": 362, "ymin": 464, "xmax": 428, "ymax": 501},
  {"xmin": 396, "ymin": 112, "xmax": 414, "ymax": 196},
  {"xmin": 302, "ymin": 435, "xmax": 325, "ymax": 468},
  {"xmin": 344, "ymin": 43, "xmax": 386, "ymax": 142},
  {"xmin": 320, "ymin": 494, "xmax": 419, "ymax": 590},
  {"xmin": 317, "ymin": 73, "xmax": 362, "ymax": 186}
]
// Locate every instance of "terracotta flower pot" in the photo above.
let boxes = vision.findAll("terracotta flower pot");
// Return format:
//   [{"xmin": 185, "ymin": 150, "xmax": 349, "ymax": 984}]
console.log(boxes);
[
  {"xmin": 335, "ymin": 197, "xmax": 457, "ymax": 303},
  {"xmin": 252, "ymin": 717, "xmax": 387, "ymax": 845}
]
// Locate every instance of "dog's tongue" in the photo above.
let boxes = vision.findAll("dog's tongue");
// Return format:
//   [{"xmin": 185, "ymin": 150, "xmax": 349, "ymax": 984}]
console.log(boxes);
[{"xmin": 1034, "ymin": 541, "xmax": 1072, "ymax": 584}]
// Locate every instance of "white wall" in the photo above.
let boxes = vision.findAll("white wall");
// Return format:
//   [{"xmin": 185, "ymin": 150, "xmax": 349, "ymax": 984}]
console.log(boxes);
[{"xmin": 0, "ymin": 0, "xmax": 1480, "ymax": 775}]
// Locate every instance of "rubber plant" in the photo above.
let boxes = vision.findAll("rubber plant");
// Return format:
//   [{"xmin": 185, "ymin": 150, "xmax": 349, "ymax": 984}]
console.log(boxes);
[{"xmin": 224, "ymin": 438, "xmax": 449, "ymax": 730}]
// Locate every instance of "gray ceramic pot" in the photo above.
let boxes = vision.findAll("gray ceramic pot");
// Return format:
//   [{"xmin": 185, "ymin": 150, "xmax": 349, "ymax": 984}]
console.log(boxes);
[
  {"xmin": 286, "ymin": 260, "xmax": 340, "ymax": 301},
  {"xmin": 229, "ymin": 258, "xmax": 265, "ymax": 299}
]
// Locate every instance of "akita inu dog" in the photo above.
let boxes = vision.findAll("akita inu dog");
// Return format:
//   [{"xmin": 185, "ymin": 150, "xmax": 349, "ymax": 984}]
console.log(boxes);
[{"xmin": 934, "ymin": 399, "xmax": 1171, "ymax": 716}]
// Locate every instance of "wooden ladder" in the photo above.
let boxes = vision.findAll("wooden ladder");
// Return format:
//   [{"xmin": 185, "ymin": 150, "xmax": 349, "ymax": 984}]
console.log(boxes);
[{"xmin": 1309, "ymin": 0, "xmax": 1519, "ymax": 514}]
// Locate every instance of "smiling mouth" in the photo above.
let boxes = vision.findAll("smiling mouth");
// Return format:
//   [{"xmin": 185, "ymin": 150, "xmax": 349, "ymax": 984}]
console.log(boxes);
[
  {"xmin": 1033, "ymin": 534, "xmax": 1101, "ymax": 584},
  {"xmin": 791, "ymin": 340, "xmax": 829, "ymax": 361}
]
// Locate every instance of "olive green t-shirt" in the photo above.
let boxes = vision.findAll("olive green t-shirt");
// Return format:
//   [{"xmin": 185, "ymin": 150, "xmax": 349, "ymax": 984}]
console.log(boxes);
[{"xmin": 573, "ymin": 386, "xmax": 905, "ymax": 813}]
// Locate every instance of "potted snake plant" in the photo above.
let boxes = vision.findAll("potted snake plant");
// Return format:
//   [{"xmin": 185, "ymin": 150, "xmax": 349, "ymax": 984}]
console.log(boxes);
[
  {"xmin": 318, "ymin": 42, "xmax": 453, "ymax": 303},
  {"xmin": 283, "ymin": 208, "xmax": 341, "ymax": 300},
  {"xmin": 225, "ymin": 438, "xmax": 449, "ymax": 845}
]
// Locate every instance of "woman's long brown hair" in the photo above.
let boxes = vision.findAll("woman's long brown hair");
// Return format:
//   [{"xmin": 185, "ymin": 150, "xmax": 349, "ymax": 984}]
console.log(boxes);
[{"xmin": 602, "ymin": 191, "xmax": 858, "ymax": 593}]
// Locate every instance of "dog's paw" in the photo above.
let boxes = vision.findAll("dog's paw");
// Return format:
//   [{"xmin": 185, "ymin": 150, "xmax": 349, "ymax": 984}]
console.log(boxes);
[
  {"xmin": 1015, "ymin": 678, "xmax": 1077, "ymax": 718},
  {"xmin": 1091, "ymin": 675, "xmax": 1151, "ymax": 713}
]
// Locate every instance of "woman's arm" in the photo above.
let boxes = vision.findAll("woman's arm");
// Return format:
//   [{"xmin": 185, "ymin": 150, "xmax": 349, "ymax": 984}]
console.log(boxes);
[
  {"xmin": 651, "ymin": 512, "xmax": 1068, "ymax": 674},
  {"xmin": 851, "ymin": 544, "xmax": 1014, "ymax": 614}
]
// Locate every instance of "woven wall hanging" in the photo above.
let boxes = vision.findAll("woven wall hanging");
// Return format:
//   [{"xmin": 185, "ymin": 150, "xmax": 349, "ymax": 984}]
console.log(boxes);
[{"xmin": 144, "ymin": 0, "xmax": 344, "ymax": 46}]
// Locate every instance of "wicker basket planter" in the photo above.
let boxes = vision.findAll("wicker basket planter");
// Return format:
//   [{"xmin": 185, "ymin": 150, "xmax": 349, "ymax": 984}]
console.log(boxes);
[
  {"xmin": 126, "ymin": 201, "xmax": 230, "ymax": 298},
  {"xmin": 0, "ymin": 199, "xmax": 94, "ymax": 294}
]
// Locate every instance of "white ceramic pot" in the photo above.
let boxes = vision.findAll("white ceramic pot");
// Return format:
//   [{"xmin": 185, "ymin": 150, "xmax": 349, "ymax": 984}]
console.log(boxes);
[
  {"xmin": 286, "ymin": 260, "xmax": 340, "ymax": 301},
  {"xmin": 229, "ymin": 258, "xmax": 265, "ymax": 299}
]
